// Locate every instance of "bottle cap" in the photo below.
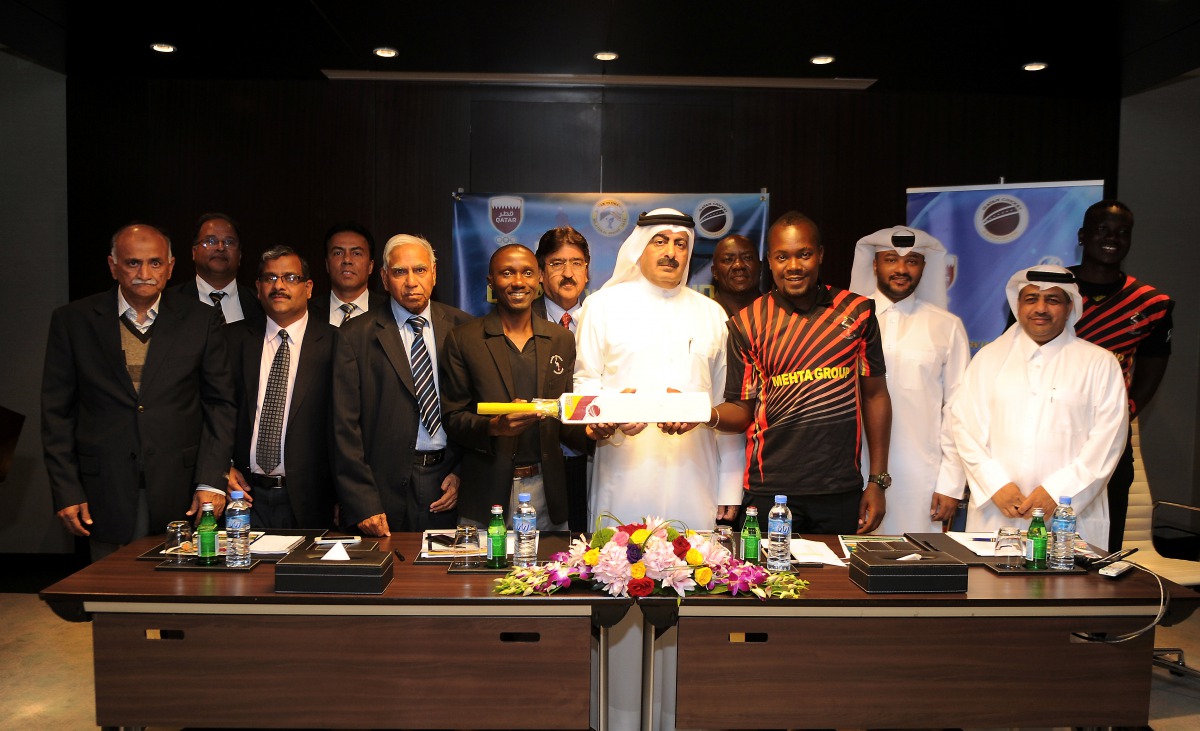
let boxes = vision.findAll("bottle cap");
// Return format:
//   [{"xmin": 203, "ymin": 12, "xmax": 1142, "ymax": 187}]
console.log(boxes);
[
  {"xmin": 1059, "ymin": 496, "xmax": 1072, "ymax": 505},
  {"xmin": 1032, "ymin": 507, "xmax": 1045, "ymax": 516},
  {"xmin": 746, "ymin": 506, "xmax": 758, "ymax": 515},
  {"xmin": 230, "ymin": 491, "xmax": 244, "ymax": 499},
  {"xmin": 774, "ymin": 495, "xmax": 787, "ymax": 504},
  {"xmin": 518, "ymin": 492, "xmax": 531, "ymax": 502},
  {"xmin": 202, "ymin": 501, "xmax": 213, "ymax": 509},
  {"xmin": 491, "ymin": 504, "xmax": 503, "ymax": 513}
]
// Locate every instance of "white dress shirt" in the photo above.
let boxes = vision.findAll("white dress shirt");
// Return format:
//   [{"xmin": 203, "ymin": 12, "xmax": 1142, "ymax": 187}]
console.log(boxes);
[
  {"xmin": 866, "ymin": 292, "xmax": 971, "ymax": 534},
  {"xmin": 951, "ymin": 325, "xmax": 1127, "ymax": 546},
  {"xmin": 250, "ymin": 313, "xmax": 309, "ymax": 476},
  {"xmin": 195, "ymin": 276, "xmax": 245, "ymax": 322},
  {"xmin": 116, "ymin": 290, "xmax": 161, "ymax": 333},
  {"xmin": 329, "ymin": 290, "xmax": 372, "ymax": 327},
  {"xmin": 392, "ymin": 299, "xmax": 447, "ymax": 452}
]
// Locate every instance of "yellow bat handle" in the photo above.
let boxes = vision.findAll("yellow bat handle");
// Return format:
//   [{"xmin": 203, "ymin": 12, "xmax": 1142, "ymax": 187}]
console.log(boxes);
[{"xmin": 477, "ymin": 402, "xmax": 542, "ymax": 415}]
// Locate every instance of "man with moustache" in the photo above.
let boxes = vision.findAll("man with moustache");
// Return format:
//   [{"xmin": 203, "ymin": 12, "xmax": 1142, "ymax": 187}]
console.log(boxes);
[
  {"xmin": 333, "ymin": 234, "xmax": 472, "ymax": 536},
  {"xmin": 849, "ymin": 226, "xmax": 970, "ymax": 533},
  {"xmin": 952, "ymin": 266, "xmax": 1127, "ymax": 547},
  {"xmin": 708, "ymin": 211, "xmax": 892, "ymax": 534},
  {"xmin": 532, "ymin": 226, "xmax": 591, "ymax": 531},
  {"xmin": 226, "ymin": 247, "xmax": 336, "ymax": 529},
  {"xmin": 1070, "ymin": 201, "xmax": 1173, "ymax": 551},
  {"xmin": 322, "ymin": 221, "xmax": 386, "ymax": 327},
  {"xmin": 42, "ymin": 223, "xmax": 236, "ymax": 560},
  {"xmin": 441, "ymin": 244, "xmax": 585, "ymax": 528},
  {"xmin": 172, "ymin": 212, "xmax": 263, "ymax": 326},
  {"xmin": 710, "ymin": 233, "xmax": 762, "ymax": 317}
]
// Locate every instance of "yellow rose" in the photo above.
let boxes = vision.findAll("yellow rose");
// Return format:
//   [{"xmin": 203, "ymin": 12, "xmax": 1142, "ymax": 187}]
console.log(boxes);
[
  {"xmin": 584, "ymin": 548, "xmax": 600, "ymax": 566},
  {"xmin": 630, "ymin": 529, "xmax": 650, "ymax": 545},
  {"xmin": 685, "ymin": 529, "xmax": 698, "ymax": 537},
  {"xmin": 694, "ymin": 566, "xmax": 713, "ymax": 586},
  {"xmin": 630, "ymin": 561, "xmax": 647, "ymax": 579},
  {"xmin": 685, "ymin": 548, "xmax": 704, "ymax": 566}
]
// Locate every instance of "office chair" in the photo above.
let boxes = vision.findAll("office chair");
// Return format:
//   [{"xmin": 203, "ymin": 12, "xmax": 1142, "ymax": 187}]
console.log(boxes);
[{"xmin": 1124, "ymin": 419, "xmax": 1200, "ymax": 677}]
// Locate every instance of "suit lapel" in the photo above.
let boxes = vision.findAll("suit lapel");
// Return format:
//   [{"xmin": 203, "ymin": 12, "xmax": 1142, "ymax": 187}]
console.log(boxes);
[
  {"xmin": 482, "ymin": 312, "xmax": 516, "ymax": 399},
  {"xmin": 289, "ymin": 321, "xmax": 325, "ymax": 415},
  {"xmin": 95, "ymin": 290, "xmax": 137, "ymax": 398},
  {"xmin": 532, "ymin": 317, "xmax": 557, "ymax": 396},
  {"xmin": 138, "ymin": 294, "xmax": 187, "ymax": 393},
  {"xmin": 242, "ymin": 323, "xmax": 265, "ymax": 432},
  {"xmin": 375, "ymin": 306, "xmax": 416, "ymax": 397}
]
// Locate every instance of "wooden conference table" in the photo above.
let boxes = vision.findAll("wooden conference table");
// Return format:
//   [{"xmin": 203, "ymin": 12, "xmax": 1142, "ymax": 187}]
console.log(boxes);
[
  {"xmin": 41, "ymin": 532, "xmax": 1200, "ymax": 730},
  {"xmin": 40, "ymin": 533, "xmax": 630, "ymax": 731},
  {"xmin": 640, "ymin": 534, "xmax": 1200, "ymax": 730}
]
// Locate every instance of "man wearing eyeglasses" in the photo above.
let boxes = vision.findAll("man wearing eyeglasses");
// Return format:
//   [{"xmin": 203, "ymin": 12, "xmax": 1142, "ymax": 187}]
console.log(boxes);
[
  {"xmin": 532, "ymin": 226, "xmax": 592, "ymax": 531},
  {"xmin": 171, "ymin": 212, "xmax": 264, "ymax": 326},
  {"xmin": 225, "ymin": 247, "xmax": 336, "ymax": 529},
  {"xmin": 42, "ymin": 223, "xmax": 237, "ymax": 560}
]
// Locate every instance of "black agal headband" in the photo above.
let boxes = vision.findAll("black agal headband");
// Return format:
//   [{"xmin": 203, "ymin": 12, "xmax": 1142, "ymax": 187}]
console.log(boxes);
[
  {"xmin": 1026, "ymin": 270, "xmax": 1076, "ymax": 284},
  {"xmin": 636, "ymin": 211, "xmax": 695, "ymax": 228},
  {"xmin": 890, "ymin": 229, "xmax": 916, "ymax": 248}
]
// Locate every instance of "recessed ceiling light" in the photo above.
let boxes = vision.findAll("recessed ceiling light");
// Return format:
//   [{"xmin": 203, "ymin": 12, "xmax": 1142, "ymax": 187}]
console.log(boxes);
[
  {"xmin": 1023, "ymin": 62, "xmax": 1048, "ymax": 71},
  {"xmin": 810, "ymin": 55, "xmax": 835, "ymax": 65},
  {"xmin": 151, "ymin": 43, "xmax": 176, "ymax": 54},
  {"xmin": 594, "ymin": 51, "xmax": 618, "ymax": 62},
  {"xmin": 374, "ymin": 47, "xmax": 398, "ymax": 59}
]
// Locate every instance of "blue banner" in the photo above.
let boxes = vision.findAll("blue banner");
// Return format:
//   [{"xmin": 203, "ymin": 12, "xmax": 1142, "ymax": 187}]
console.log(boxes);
[
  {"xmin": 907, "ymin": 181, "xmax": 1104, "ymax": 352},
  {"xmin": 452, "ymin": 192, "xmax": 770, "ymax": 316}
]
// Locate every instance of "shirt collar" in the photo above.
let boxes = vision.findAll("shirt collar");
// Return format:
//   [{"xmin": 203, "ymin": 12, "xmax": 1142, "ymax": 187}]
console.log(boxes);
[
  {"xmin": 116, "ymin": 289, "xmax": 162, "ymax": 324},
  {"xmin": 769, "ymin": 282, "xmax": 832, "ymax": 315},
  {"xmin": 871, "ymin": 290, "xmax": 918, "ymax": 316},
  {"xmin": 543, "ymin": 296, "xmax": 581, "ymax": 324},
  {"xmin": 266, "ymin": 310, "xmax": 309, "ymax": 345},
  {"xmin": 331, "ymin": 289, "xmax": 371, "ymax": 312},
  {"xmin": 195, "ymin": 276, "xmax": 238, "ymax": 297},
  {"xmin": 391, "ymin": 298, "xmax": 431, "ymax": 326},
  {"xmin": 1014, "ymin": 324, "xmax": 1072, "ymax": 361}
]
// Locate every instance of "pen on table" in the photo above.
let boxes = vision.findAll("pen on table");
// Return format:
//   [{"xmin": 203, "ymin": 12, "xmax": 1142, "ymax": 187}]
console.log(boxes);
[
  {"xmin": 793, "ymin": 562, "xmax": 825, "ymax": 569},
  {"xmin": 393, "ymin": 549, "xmax": 406, "ymax": 562},
  {"xmin": 970, "ymin": 537, "xmax": 995, "ymax": 542}
]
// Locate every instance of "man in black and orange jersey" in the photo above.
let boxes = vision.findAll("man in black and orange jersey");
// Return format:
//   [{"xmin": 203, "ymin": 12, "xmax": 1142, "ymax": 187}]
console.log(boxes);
[
  {"xmin": 707, "ymin": 211, "xmax": 892, "ymax": 534},
  {"xmin": 1071, "ymin": 200, "xmax": 1173, "ymax": 551}
]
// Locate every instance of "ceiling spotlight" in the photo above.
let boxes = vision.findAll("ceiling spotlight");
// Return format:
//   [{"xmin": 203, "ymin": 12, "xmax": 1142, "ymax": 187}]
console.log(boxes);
[
  {"xmin": 374, "ymin": 47, "xmax": 398, "ymax": 58},
  {"xmin": 1023, "ymin": 62, "xmax": 1048, "ymax": 71},
  {"xmin": 810, "ymin": 55, "xmax": 835, "ymax": 65},
  {"xmin": 594, "ymin": 51, "xmax": 618, "ymax": 62},
  {"xmin": 150, "ymin": 43, "xmax": 176, "ymax": 54}
]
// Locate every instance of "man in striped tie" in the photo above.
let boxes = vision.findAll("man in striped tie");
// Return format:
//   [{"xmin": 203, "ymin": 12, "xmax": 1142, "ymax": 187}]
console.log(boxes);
[{"xmin": 332, "ymin": 234, "xmax": 471, "ymax": 536}]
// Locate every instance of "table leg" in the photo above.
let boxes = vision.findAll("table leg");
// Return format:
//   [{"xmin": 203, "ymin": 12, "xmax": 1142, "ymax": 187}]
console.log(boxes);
[{"xmin": 641, "ymin": 612, "xmax": 655, "ymax": 731}]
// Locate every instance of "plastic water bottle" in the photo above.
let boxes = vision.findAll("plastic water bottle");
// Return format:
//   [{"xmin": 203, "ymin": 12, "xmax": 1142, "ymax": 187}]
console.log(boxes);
[
  {"xmin": 224, "ymin": 490, "xmax": 252, "ymax": 567},
  {"xmin": 196, "ymin": 502, "xmax": 219, "ymax": 566},
  {"xmin": 740, "ymin": 507, "xmax": 761, "ymax": 564},
  {"xmin": 767, "ymin": 495, "xmax": 793, "ymax": 572},
  {"xmin": 513, "ymin": 492, "xmax": 539, "ymax": 568},
  {"xmin": 487, "ymin": 504, "xmax": 508, "ymax": 569},
  {"xmin": 1049, "ymin": 496, "xmax": 1077, "ymax": 571}
]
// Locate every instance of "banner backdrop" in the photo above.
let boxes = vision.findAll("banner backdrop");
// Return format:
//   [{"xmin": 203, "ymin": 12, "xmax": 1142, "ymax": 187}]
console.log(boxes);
[
  {"xmin": 906, "ymin": 180, "xmax": 1104, "ymax": 352},
  {"xmin": 451, "ymin": 192, "xmax": 770, "ymax": 316}
]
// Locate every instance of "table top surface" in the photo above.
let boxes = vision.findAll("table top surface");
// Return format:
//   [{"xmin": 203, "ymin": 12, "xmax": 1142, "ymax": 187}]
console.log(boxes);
[{"xmin": 40, "ymin": 533, "xmax": 1200, "ymax": 614}]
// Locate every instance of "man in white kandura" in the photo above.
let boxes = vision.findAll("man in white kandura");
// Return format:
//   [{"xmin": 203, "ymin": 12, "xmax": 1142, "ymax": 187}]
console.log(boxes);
[
  {"xmin": 574, "ymin": 208, "xmax": 744, "ymax": 530},
  {"xmin": 849, "ymin": 226, "xmax": 970, "ymax": 534},
  {"xmin": 951, "ymin": 265, "xmax": 1127, "ymax": 547},
  {"xmin": 573, "ymin": 208, "xmax": 744, "ymax": 731}
]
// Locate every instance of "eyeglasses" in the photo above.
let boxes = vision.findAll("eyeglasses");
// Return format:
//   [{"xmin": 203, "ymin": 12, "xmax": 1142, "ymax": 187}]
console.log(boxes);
[
  {"xmin": 197, "ymin": 237, "xmax": 240, "ymax": 249},
  {"xmin": 544, "ymin": 258, "xmax": 588, "ymax": 272},
  {"xmin": 258, "ymin": 273, "xmax": 307, "ymax": 284}
]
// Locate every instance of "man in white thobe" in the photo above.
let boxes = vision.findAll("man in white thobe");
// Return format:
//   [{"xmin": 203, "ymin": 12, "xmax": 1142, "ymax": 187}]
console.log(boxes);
[
  {"xmin": 573, "ymin": 208, "xmax": 744, "ymax": 731},
  {"xmin": 951, "ymin": 266, "xmax": 1127, "ymax": 547},
  {"xmin": 574, "ymin": 208, "xmax": 744, "ymax": 530},
  {"xmin": 849, "ymin": 226, "xmax": 970, "ymax": 534}
]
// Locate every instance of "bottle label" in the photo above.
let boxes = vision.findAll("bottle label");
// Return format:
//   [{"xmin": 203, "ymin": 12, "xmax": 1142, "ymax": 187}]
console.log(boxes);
[
  {"xmin": 226, "ymin": 514, "xmax": 249, "ymax": 532},
  {"xmin": 514, "ymin": 515, "xmax": 536, "ymax": 535},
  {"xmin": 488, "ymin": 533, "xmax": 505, "ymax": 557},
  {"xmin": 768, "ymin": 518, "xmax": 791, "ymax": 536},
  {"xmin": 199, "ymin": 530, "xmax": 218, "ymax": 557}
]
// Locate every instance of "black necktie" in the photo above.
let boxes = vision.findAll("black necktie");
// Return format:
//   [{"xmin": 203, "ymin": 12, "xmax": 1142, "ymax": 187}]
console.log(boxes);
[
  {"xmin": 407, "ymin": 316, "xmax": 441, "ymax": 436},
  {"xmin": 209, "ymin": 291, "xmax": 227, "ymax": 325},
  {"xmin": 339, "ymin": 303, "xmax": 355, "ymax": 325},
  {"xmin": 256, "ymin": 330, "xmax": 290, "ymax": 473}
]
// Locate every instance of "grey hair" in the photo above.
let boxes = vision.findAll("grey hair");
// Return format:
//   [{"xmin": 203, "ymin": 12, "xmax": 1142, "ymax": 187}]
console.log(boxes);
[{"xmin": 382, "ymin": 234, "xmax": 437, "ymax": 266}]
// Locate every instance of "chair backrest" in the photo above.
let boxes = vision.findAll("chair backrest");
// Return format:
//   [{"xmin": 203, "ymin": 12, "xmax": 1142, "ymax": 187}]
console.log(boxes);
[{"xmin": 1124, "ymin": 419, "xmax": 1154, "ymax": 545}]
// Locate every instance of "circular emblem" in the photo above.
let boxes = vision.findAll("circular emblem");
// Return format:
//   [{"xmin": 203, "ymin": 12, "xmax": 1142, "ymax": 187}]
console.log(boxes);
[
  {"xmin": 1037, "ymin": 255, "xmax": 1065, "ymax": 267},
  {"xmin": 591, "ymin": 198, "xmax": 629, "ymax": 238},
  {"xmin": 586, "ymin": 404, "xmax": 602, "ymax": 418},
  {"xmin": 693, "ymin": 199, "xmax": 733, "ymax": 239},
  {"xmin": 974, "ymin": 195, "xmax": 1028, "ymax": 244},
  {"xmin": 549, "ymin": 354, "xmax": 564, "ymax": 375}
]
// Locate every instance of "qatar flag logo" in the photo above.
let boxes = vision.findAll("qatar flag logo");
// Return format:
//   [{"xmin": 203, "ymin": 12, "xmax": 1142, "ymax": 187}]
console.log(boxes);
[{"xmin": 490, "ymin": 196, "xmax": 524, "ymax": 235}]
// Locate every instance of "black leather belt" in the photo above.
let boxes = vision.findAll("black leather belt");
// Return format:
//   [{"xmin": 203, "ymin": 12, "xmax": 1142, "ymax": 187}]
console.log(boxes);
[
  {"xmin": 247, "ymin": 472, "xmax": 286, "ymax": 489},
  {"xmin": 513, "ymin": 463, "xmax": 540, "ymax": 479},
  {"xmin": 414, "ymin": 449, "xmax": 446, "ymax": 467}
]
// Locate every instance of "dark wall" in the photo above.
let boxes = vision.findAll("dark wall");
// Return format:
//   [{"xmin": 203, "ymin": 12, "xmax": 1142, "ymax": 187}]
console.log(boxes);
[{"xmin": 67, "ymin": 79, "xmax": 1119, "ymax": 302}]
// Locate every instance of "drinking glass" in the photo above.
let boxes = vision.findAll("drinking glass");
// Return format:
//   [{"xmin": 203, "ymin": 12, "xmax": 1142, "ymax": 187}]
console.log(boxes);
[
  {"xmin": 994, "ymin": 527, "xmax": 1025, "ymax": 570},
  {"xmin": 164, "ymin": 521, "xmax": 193, "ymax": 563},
  {"xmin": 451, "ymin": 525, "xmax": 482, "ymax": 569}
]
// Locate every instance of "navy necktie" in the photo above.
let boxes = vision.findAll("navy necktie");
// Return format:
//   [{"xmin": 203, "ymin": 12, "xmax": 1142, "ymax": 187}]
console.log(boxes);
[{"xmin": 407, "ymin": 316, "xmax": 441, "ymax": 436}]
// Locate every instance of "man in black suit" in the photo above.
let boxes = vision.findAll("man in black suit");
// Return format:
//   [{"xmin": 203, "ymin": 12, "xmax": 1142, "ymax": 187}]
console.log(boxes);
[
  {"xmin": 42, "ymin": 223, "xmax": 237, "ymax": 560},
  {"xmin": 333, "ymin": 234, "xmax": 472, "ymax": 536},
  {"xmin": 321, "ymin": 221, "xmax": 387, "ymax": 326},
  {"xmin": 531, "ymin": 226, "xmax": 592, "ymax": 531},
  {"xmin": 442, "ymin": 245, "xmax": 587, "ymax": 528},
  {"xmin": 171, "ymin": 212, "xmax": 264, "ymax": 326},
  {"xmin": 226, "ymin": 246, "xmax": 336, "ymax": 529}
]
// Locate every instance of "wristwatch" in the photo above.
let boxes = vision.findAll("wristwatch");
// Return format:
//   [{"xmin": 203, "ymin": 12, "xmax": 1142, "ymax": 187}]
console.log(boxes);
[{"xmin": 867, "ymin": 472, "xmax": 892, "ymax": 490}]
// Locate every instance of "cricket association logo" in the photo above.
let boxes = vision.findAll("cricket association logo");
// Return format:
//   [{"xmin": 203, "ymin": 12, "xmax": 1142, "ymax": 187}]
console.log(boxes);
[
  {"xmin": 974, "ymin": 195, "xmax": 1028, "ymax": 244},
  {"xmin": 591, "ymin": 198, "xmax": 629, "ymax": 238},
  {"xmin": 693, "ymin": 199, "xmax": 733, "ymax": 239},
  {"xmin": 489, "ymin": 196, "xmax": 524, "ymax": 236}
]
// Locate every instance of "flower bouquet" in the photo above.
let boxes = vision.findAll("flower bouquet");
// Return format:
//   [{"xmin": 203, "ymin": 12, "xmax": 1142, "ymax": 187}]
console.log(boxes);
[{"xmin": 493, "ymin": 515, "xmax": 809, "ymax": 600}]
